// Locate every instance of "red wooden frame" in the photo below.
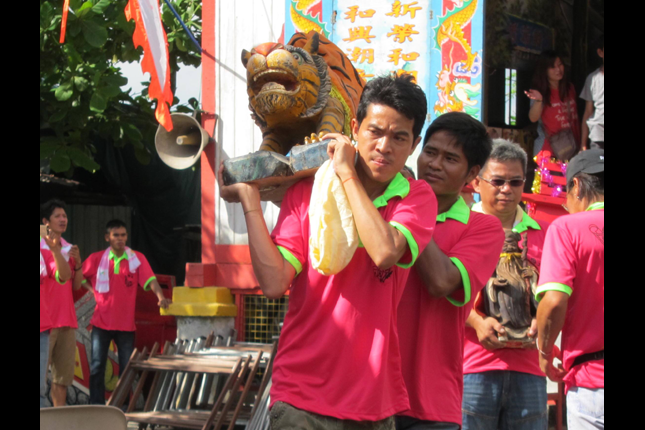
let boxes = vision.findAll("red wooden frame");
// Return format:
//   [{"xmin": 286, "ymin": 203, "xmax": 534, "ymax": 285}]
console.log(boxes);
[{"xmin": 201, "ymin": 0, "xmax": 217, "ymax": 267}]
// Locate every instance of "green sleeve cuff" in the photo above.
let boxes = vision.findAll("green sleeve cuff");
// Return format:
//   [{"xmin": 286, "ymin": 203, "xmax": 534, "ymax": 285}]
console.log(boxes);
[
  {"xmin": 143, "ymin": 276, "xmax": 157, "ymax": 291},
  {"xmin": 277, "ymin": 246, "xmax": 303, "ymax": 276},
  {"xmin": 55, "ymin": 271, "xmax": 66, "ymax": 285},
  {"xmin": 446, "ymin": 257, "xmax": 472, "ymax": 307},
  {"xmin": 390, "ymin": 222, "xmax": 419, "ymax": 269},
  {"xmin": 535, "ymin": 283, "xmax": 573, "ymax": 302}
]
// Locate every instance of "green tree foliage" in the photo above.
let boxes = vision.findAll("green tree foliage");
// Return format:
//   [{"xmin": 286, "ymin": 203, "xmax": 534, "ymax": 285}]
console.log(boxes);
[{"xmin": 40, "ymin": 0, "xmax": 202, "ymax": 175}]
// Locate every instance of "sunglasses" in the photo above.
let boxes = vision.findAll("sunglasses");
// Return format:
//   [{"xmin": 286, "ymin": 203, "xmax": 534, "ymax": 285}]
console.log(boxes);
[{"xmin": 479, "ymin": 176, "xmax": 526, "ymax": 188}]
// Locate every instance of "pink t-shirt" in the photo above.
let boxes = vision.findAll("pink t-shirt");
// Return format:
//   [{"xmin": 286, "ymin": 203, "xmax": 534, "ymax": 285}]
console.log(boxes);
[
  {"xmin": 44, "ymin": 255, "xmax": 78, "ymax": 329},
  {"xmin": 398, "ymin": 199, "xmax": 504, "ymax": 424},
  {"xmin": 270, "ymin": 175, "xmax": 437, "ymax": 421},
  {"xmin": 41, "ymin": 250, "xmax": 55, "ymax": 333},
  {"xmin": 82, "ymin": 250, "xmax": 156, "ymax": 332},
  {"xmin": 537, "ymin": 205, "xmax": 604, "ymax": 391},
  {"xmin": 464, "ymin": 214, "xmax": 550, "ymax": 378}
]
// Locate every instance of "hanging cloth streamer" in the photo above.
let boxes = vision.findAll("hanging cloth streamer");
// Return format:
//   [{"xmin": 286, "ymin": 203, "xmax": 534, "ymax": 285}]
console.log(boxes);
[
  {"xmin": 309, "ymin": 160, "xmax": 359, "ymax": 276},
  {"xmin": 125, "ymin": 0, "xmax": 175, "ymax": 131},
  {"xmin": 60, "ymin": 0, "xmax": 70, "ymax": 43}
]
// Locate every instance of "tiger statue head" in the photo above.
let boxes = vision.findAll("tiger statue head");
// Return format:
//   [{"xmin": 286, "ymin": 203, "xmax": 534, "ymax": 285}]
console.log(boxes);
[
  {"xmin": 241, "ymin": 32, "xmax": 363, "ymax": 155},
  {"xmin": 242, "ymin": 35, "xmax": 331, "ymax": 129}
]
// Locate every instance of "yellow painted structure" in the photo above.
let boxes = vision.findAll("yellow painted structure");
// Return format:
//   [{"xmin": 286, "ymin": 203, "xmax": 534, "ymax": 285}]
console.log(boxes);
[{"xmin": 161, "ymin": 287, "xmax": 238, "ymax": 317}]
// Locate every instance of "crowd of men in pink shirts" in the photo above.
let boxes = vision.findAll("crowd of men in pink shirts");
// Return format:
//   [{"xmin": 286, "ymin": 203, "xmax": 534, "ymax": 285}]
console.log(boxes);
[
  {"xmin": 40, "ymin": 74, "xmax": 604, "ymax": 430},
  {"xmin": 219, "ymin": 74, "xmax": 605, "ymax": 430},
  {"xmin": 39, "ymin": 212, "xmax": 170, "ymax": 408}
]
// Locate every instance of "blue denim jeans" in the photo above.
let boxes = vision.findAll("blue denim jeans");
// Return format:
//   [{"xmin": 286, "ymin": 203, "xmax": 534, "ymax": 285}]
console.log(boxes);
[
  {"xmin": 462, "ymin": 371, "xmax": 547, "ymax": 430},
  {"xmin": 90, "ymin": 327, "xmax": 135, "ymax": 405},
  {"xmin": 40, "ymin": 331, "xmax": 50, "ymax": 408},
  {"xmin": 567, "ymin": 387, "xmax": 604, "ymax": 429},
  {"xmin": 396, "ymin": 416, "xmax": 460, "ymax": 430}
]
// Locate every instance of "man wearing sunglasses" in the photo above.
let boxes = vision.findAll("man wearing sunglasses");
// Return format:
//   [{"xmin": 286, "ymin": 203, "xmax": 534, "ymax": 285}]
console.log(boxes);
[{"xmin": 463, "ymin": 140, "xmax": 550, "ymax": 430}]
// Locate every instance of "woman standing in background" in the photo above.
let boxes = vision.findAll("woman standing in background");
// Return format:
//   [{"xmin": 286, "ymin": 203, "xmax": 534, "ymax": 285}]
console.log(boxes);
[{"xmin": 526, "ymin": 51, "xmax": 580, "ymax": 162}]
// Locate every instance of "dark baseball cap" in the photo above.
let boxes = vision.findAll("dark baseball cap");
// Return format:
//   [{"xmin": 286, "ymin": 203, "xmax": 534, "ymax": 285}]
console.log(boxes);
[{"xmin": 567, "ymin": 149, "xmax": 605, "ymax": 184}]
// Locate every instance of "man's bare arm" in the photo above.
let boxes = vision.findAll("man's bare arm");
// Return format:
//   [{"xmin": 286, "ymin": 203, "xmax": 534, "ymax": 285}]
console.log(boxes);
[
  {"xmin": 219, "ymin": 165, "xmax": 296, "ymax": 300},
  {"xmin": 415, "ymin": 240, "xmax": 463, "ymax": 297},
  {"xmin": 325, "ymin": 133, "xmax": 408, "ymax": 270},
  {"xmin": 581, "ymin": 101, "xmax": 594, "ymax": 150}
]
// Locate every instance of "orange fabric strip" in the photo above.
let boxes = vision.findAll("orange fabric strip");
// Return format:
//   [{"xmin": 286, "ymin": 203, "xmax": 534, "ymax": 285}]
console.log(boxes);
[
  {"xmin": 59, "ymin": 0, "xmax": 70, "ymax": 44},
  {"xmin": 125, "ymin": 0, "xmax": 174, "ymax": 131}
]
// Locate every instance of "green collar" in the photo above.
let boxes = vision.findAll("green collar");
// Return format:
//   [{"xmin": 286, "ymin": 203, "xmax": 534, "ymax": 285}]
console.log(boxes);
[
  {"xmin": 472, "ymin": 203, "xmax": 540, "ymax": 233},
  {"xmin": 587, "ymin": 202, "xmax": 605, "ymax": 211},
  {"xmin": 110, "ymin": 250, "xmax": 129, "ymax": 275},
  {"xmin": 513, "ymin": 211, "xmax": 542, "ymax": 234},
  {"xmin": 437, "ymin": 197, "xmax": 471, "ymax": 225},
  {"xmin": 373, "ymin": 173, "xmax": 410, "ymax": 209},
  {"xmin": 109, "ymin": 250, "xmax": 128, "ymax": 262}
]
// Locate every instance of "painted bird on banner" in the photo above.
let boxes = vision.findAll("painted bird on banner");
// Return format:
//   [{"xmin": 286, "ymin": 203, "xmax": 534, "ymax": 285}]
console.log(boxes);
[{"xmin": 125, "ymin": 0, "xmax": 174, "ymax": 131}]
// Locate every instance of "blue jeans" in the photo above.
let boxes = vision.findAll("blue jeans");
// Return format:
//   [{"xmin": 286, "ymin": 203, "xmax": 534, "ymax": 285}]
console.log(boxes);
[
  {"xmin": 396, "ymin": 416, "xmax": 460, "ymax": 430},
  {"xmin": 90, "ymin": 327, "xmax": 135, "ymax": 405},
  {"xmin": 462, "ymin": 371, "xmax": 547, "ymax": 430},
  {"xmin": 40, "ymin": 331, "xmax": 50, "ymax": 408},
  {"xmin": 567, "ymin": 387, "xmax": 604, "ymax": 429}
]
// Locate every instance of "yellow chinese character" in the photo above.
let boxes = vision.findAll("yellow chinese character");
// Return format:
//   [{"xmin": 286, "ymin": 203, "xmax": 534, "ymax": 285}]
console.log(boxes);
[
  {"xmin": 344, "ymin": 26, "xmax": 377, "ymax": 43},
  {"xmin": 347, "ymin": 47, "xmax": 375, "ymax": 65},
  {"xmin": 387, "ymin": 24, "xmax": 419, "ymax": 44},
  {"xmin": 356, "ymin": 69, "xmax": 375, "ymax": 79},
  {"xmin": 396, "ymin": 69, "xmax": 418, "ymax": 82},
  {"xmin": 386, "ymin": 1, "xmax": 423, "ymax": 19},
  {"xmin": 388, "ymin": 49, "xmax": 421, "ymax": 66},
  {"xmin": 344, "ymin": 6, "xmax": 376, "ymax": 23}
]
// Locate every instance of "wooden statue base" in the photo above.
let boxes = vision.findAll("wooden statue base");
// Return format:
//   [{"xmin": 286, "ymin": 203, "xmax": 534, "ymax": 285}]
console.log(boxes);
[
  {"xmin": 498, "ymin": 330, "xmax": 535, "ymax": 349},
  {"xmin": 222, "ymin": 140, "xmax": 330, "ymax": 203}
]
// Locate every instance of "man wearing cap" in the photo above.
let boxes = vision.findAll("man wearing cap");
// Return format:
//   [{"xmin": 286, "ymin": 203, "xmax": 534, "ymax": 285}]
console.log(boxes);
[{"xmin": 536, "ymin": 149, "xmax": 605, "ymax": 429}]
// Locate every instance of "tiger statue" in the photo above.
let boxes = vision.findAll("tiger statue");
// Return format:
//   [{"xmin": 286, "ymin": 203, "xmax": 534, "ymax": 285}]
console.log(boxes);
[{"xmin": 242, "ymin": 31, "xmax": 365, "ymax": 155}]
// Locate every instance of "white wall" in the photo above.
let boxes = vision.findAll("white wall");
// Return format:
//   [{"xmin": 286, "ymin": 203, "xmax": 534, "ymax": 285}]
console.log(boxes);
[{"xmin": 214, "ymin": 0, "xmax": 285, "ymax": 245}]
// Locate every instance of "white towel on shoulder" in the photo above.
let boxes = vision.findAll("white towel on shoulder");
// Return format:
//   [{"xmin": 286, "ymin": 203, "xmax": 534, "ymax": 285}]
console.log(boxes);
[{"xmin": 309, "ymin": 160, "xmax": 359, "ymax": 276}]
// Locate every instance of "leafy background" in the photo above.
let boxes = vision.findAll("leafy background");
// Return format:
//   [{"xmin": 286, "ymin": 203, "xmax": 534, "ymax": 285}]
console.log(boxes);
[{"xmin": 40, "ymin": 0, "xmax": 202, "ymax": 176}]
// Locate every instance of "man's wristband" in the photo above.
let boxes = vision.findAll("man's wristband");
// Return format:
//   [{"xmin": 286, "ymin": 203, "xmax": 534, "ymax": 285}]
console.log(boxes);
[
  {"xmin": 343, "ymin": 177, "xmax": 358, "ymax": 185},
  {"xmin": 537, "ymin": 339, "xmax": 553, "ymax": 357}
]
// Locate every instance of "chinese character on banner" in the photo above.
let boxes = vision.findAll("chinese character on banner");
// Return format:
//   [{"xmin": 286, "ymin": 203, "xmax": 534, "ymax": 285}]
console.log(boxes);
[
  {"xmin": 387, "ymin": 24, "xmax": 419, "ymax": 43},
  {"xmin": 386, "ymin": 1, "xmax": 423, "ymax": 19},
  {"xmin": 347, "ymin": 47, "xmax": 375, "ymax": 64},
  {"xmin": 388, "ymin": 49, "xmax": 420, "ymax": 66},
  {"xmin": 344, "ymin": 6, "xmax": 376, "ymax": 23},
  {"xmin": 356, "ymin": 68, "xmax": 375, "ymax": 80},
  {"xmin": 344, "ymin": 26, "xmax": 377, "ymax": 43}
]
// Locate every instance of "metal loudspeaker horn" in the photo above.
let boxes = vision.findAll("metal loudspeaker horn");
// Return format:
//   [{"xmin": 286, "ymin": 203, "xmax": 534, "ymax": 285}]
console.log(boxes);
[{"xmin": 155, "ymin": 113, "xmax": 210, "ymax": 170}]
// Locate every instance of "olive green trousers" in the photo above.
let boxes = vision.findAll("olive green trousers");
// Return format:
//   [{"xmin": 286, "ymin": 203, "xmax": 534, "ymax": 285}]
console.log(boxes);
[{"xmin": 270, "ymin": 401, "xmax": 396, "ymax": 430}]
